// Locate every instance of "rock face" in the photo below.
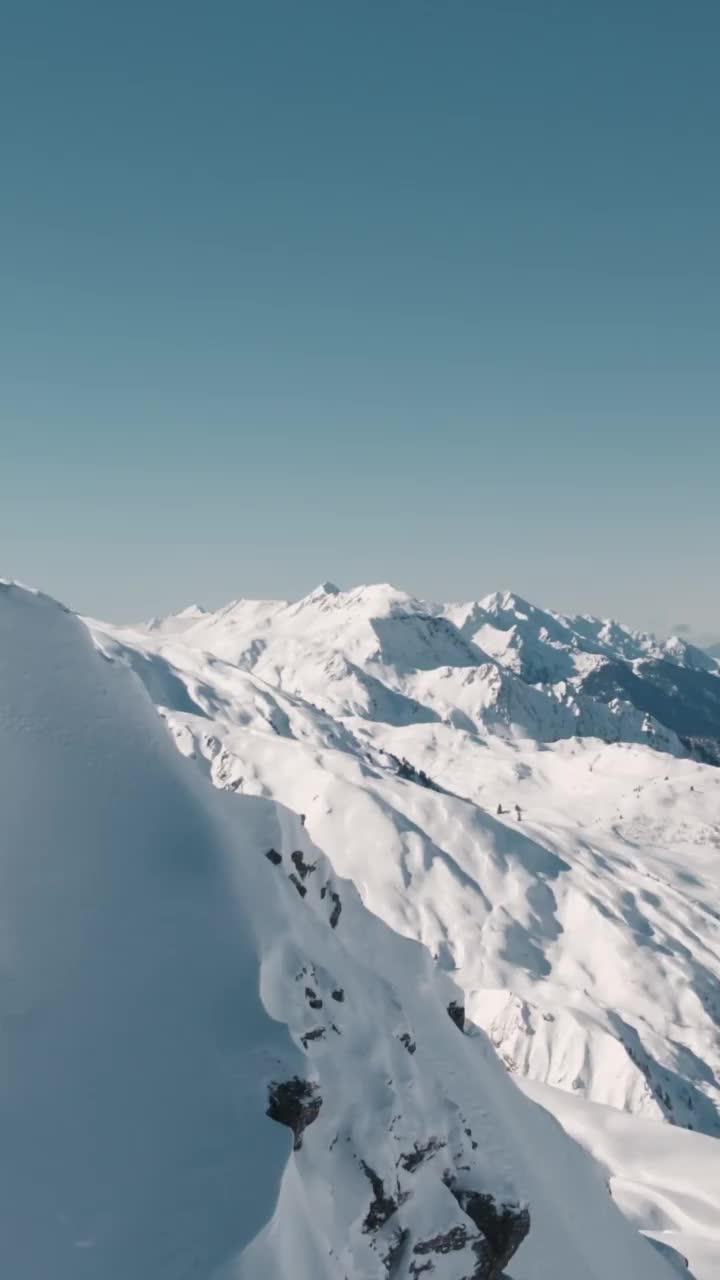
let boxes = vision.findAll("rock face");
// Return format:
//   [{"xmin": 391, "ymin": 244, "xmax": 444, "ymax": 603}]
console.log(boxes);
[
  {"xmin": 412, "ymin": 1224, "xmax": 473, "ymax": 1262},
  {"xmin": 360, "ymin": 1161, "xmax": 402, "ymax": 1233},
  {"xmin": 446, "ymin": 1180, "xmax": 531, "ymax": 1278},
  {"xmin": 291, "ymin": 849, "xmax": 316, "ymax": 879},
  {"xmin": 402, "ymin": 1183, "xmax": 529, "ymax": 1280},
  {"xmin": 266, "ymin": 1078, "xmax": 322, "ymax": 1150},
  {"xmin": 448, "ymin": 1001, "xmax": 466, "ymax": 1032}
]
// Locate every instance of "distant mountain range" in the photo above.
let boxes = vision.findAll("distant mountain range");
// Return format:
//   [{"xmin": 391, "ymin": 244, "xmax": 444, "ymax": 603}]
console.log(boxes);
[{"xmin": 137, "ymin": 582, "xmax": 720, "ymax": 764}]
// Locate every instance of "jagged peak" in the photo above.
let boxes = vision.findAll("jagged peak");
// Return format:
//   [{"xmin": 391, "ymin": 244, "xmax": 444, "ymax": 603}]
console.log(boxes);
[
  {"xmin": 478, "ymin": 589, "xmax": 536, "ymax": 617},
  {"xmin": 304, "ymin": 581, "xmax": 341, "ymax": 601}
]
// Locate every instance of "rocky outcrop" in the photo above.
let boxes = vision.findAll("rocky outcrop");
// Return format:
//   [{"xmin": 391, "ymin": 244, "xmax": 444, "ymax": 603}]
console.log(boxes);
[
  {"xmin": 291, "ymin": 849, "xmax": 317, "ymax": 880},
  {"xmin": 266, "ymin": 1077, "xmax": 322, "ymax": 1150},
  {"xmin": 398, "ymin": 1137, "xmax": 444, "ymax": 1173},
  {"xmin": 360, "ymin": 1161, "xmax": 403, "ymax": 1232},
  {"xmin": 447, "ymin": 1001, "xmax": 465, "ymax": 1032},
  {"xmin": 443, "ymin": 1175, "xmax": 530, "ymax": 1279},
  {"xmin": 320, "ymin": 880, "xmax": 343, "ymax": 928},
  {"xmin": 300, "ymin": 1027, "xmax": 325, "ymax": 1049}
]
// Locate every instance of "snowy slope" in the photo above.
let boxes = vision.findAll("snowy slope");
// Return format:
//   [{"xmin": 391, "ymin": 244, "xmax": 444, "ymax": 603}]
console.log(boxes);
[
  {"xmin": 90, "ymin": 583, "xmax": 720, "ymax": 1130},
  {"xmin": 85, "ymin": 582, "xmax": 720, "ymax": 1275},
  {"xmin": 519, "ymin": 1079, "xmax": 720, "ymax": 1280},
  {"xmin": 0, "ymin": 579, "xmax": 679, "ymax": 1280},
  {"xmin": 0, "ymin": 584, "xmax": 293, "ymax": 1277}
]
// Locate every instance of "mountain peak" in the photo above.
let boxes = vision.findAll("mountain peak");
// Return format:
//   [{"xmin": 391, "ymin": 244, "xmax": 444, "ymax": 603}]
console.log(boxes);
[
  {"xmin": 176, "ymin": 603, "xmax": 207, "ymax": 619},
  {"xmin": 308, "ymin": 580, "xmax": 341, "ymax": 599},
  {"xmin": 478, "ymin": 589, "xmax": 536, "ymax": 618}
]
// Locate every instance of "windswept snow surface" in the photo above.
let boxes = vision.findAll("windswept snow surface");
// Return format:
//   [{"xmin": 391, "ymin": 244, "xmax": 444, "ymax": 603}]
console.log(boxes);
[
  {"xmin": 0, "ymin": 579, "xmax": 681, "ymax": 1279},
  {"xmin": 0, "ymin": 585, "xmax": 293, "ymax": 1276},
  {"xmin": 520, "ymin": 1079, "xmax": 720, "ymax": 1280},
  {"xmin": 85, "ymin": 582, "xmax": 720, "ymax": 1276}
]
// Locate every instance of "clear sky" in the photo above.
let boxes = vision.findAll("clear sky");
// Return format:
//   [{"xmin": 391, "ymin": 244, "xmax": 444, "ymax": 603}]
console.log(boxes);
[{"xmin": 2, "ymin": 1, "xmax": 718, "ymax": 636}]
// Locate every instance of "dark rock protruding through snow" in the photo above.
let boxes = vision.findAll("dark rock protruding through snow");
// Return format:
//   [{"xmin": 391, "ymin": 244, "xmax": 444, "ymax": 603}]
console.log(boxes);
[{"xmin": 266, "ymin": 1078, "xmax": 322, "ymax": 1151}]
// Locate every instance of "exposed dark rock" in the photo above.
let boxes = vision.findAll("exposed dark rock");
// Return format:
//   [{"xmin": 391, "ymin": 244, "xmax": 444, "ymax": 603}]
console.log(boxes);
[
  {"xmin": 291, "ymin": 849, "xmax": 316, "ymax": 880},
  {"xmin": 301, "ymin": 1027, "xmax": 326, "ymax": 1049},
  {"xmin": 329, "ymin": 889, "xmax": 342, "ymax": 928},
  {"xmin": 448, "ymin": 1001, "xmax": 466, "ymax": 1032},
  {"xmin": 398, "ymin": 1137, "xmax": 444, "ymax": 1173},
  {"xmin": 360, "ymin": 1161, "xmax": 400, "ymax": 1232},
  {"xmin": 266, "ymin": 1077, "xmax": 321, "ymax": 1150},
  {"xmin": 331, "ymin": 988, "xmax": 345, "ymax": 1002},
  {"xmin": 304, "ymin": 986, "xmax": 323, "ymax": 1009},
  {"xmin": 444, "ymin": 1177, "xmax": 530, "ymax": 1278},
  {"xmin": 394, "ymin": 755, "xmax": 442, "ymax": 791},
  {"xmin": 265, "ymin": 847, "xmax": 282, "ymax": 865},
  {"xmin": 289, "ymin": 873, "xmax": 307, "ymax": 898},
  {"xmin": 413, "ymin": 1225, "xmax": 471, "ymax": 1256},
  {"xmin": 399, "ymin": 1032, "xmax": 416, "ymax": 1054}
]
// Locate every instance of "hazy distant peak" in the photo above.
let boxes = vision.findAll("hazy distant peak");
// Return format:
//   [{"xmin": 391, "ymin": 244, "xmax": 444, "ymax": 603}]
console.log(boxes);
[{"xmin": 175, "ymin": 603, "xmax": 207, "ymax": 619}]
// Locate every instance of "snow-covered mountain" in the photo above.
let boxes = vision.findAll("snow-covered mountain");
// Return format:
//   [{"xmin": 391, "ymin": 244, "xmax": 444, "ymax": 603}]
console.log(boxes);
[
  {"xmin": 82, "ymin": 581, "xmax": 720, "ymax": 1277},
  {"xmin": 125, "ymin": 582, "xmax": 720, "ymax": 761},
  {"xmin": 0, "ymin": 579, "xmax": 688, "ymax": 1280}
]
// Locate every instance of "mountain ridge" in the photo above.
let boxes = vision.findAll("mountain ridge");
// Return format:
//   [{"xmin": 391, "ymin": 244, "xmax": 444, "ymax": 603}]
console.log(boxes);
[{"xmin": 123, "ymin": 581, "xmax": 720, "ymax": 763}]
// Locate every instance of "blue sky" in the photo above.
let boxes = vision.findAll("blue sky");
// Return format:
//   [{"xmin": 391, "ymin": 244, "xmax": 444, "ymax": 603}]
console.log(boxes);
[{"xmin": 2, "ymin": 0, "xmax": 718, "ymax": 634}]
